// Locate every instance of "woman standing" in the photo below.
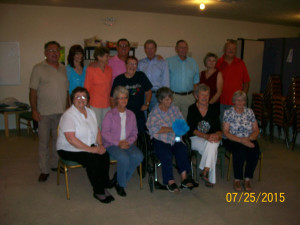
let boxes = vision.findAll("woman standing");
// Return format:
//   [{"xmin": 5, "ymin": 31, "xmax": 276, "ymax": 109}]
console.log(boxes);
[
  {"xmin": 199, "ymin": 53, "xmax": 223, "ymax": 115},
  {"xmin": 223, "ymin": 90, "xmax": 260, "ymax": 192},
  {"xmin": 56, "ymin": 87, "xmax": 113, "ymax": 204},
  {"xmin": 84, "ymin": 47, "xmax": 112, "ymax": 129},
  {"xmin": 102, "ymin": 86, "xmax": 144, "ymax": 197},
  {"xmin": 111, "ymin": 56, "xmax": 152, "ymax": 134},
  {"xmin": 187, "ymin": 84, "xmax": 222, "ymax": 187},
  {"xmin": 66, "ymin": 45, "xmax": 87, "ymax": 94}
]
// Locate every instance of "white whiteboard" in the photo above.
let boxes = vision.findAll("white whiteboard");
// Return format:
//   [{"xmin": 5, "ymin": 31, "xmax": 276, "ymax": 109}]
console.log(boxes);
[
  {"xmin": 0, "ymin": 42, "xmax": 20, "ymax": 85},
  {"xmin": 135, "ymin": 46, "xmax": 175, "ymax": 60}
]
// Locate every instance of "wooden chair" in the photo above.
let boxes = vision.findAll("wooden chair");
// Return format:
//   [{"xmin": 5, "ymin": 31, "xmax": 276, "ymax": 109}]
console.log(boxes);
[
  {"xmin": 17, "ymin": 111, "xmax": 37, "ymax": 139},
  {"xmin": 191, "ymin": 146, "xmax": 225, "ymax": 182},
  {"xmin": 225, "ymin": 149, "xmax": 263, "ymax": 181},
  {"xmin": 184, "ymin": 136, "xmax": 225, "ymax": 182},
  {"xmin": 57, "ymin": 156, "xmax": 142, "ymax": 200}
]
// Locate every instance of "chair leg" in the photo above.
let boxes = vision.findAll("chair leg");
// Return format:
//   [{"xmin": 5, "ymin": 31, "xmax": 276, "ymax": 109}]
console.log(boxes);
[
  {"xmin": 139, "ymin": 163, "xmax": 143, "ymax": 189},
  {"xmin": 227, "ymin": 153, "xmax": 232, "ymax": 181},
  {"xmin": 259, "ymin": 153, "xmax": 263, "ymax": 182},
  {"xmin": 219, "ymin": 153, "xmax": 224, "ymax": 179},
  {"xmin": 17, "ymin": 117, "xmax": 21, "ymax": 135},
  {"xmin": 291, "ymin": 131, "xmax": 298, "ymax": 151},
  {"xmin": 196, "ymin": 152, "xmax": 201, "ymax": 182},
  {"xmin": 64, "ymin": 166, "xmax": 70, "ymax": 200},
  {"xmin": 57, "ymin": 160, "xmax": 61, "ymax": 185}
]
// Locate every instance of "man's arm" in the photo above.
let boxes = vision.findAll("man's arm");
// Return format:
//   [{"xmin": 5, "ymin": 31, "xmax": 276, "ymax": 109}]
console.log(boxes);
[
  {"xmin": 66, "ymin": 91, "xmax": 70, "ymax": 109},
  {"xmin": 141, "ymin": 90, "xmax": 152, "ymax": 111},
  {"xmin": 243, "ymin": 82, "xmax": 249, "ymax": 93},
  {"xmin": 29, "ymin": 88, "xmax": 41, "ymax": 121}
]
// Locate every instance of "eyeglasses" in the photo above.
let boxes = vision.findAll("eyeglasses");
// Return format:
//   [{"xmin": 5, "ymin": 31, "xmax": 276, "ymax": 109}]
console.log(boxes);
[
  {"xmin": 127, "ymin": 63, "xmax": 137, "ymax": 67},
  {"xmin": 75, "ymin": 96, "xmax": 87, "ymax": 100},
  {"xmin": 47, "ymin": 49, "xmax": 59, "ymax": 53},
  {"xmin": 117, "ymin": 97, "xmax": 128, "ymax": 100}
]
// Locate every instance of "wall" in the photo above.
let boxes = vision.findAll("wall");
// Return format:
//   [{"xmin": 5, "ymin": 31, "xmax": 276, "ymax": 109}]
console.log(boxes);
[{"xmin": 0, "ymin": 3, "xmax": 299, "ymax": 129}]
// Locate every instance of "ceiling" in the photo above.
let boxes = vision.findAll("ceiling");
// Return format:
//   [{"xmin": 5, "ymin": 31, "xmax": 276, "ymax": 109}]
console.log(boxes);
[{"xmin": 1, "ymin": 0, "xmax": 300, "ymax": 27}]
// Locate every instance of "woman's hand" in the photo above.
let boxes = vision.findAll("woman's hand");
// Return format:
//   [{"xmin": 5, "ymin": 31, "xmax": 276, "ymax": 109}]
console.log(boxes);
[
  {"xmin": 118, "ymin": 140, "xmax": 130, "ymax": 149},
  {"xmin": 207, "ymin": 133, "xmax": 220, "ymax": 143},
  {"xmin": 96, "ymin": 145, "xmax": 106, "ymax": 155},
  {"xmin": 240, "ymin": 137, "xmax": 255, "ymax": 148}
]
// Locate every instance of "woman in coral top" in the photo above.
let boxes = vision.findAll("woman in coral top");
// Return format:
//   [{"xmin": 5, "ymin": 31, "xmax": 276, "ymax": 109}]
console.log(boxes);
[{"xmin": 84, "ymin": 47, "xmax": 112, "ymax": 128}]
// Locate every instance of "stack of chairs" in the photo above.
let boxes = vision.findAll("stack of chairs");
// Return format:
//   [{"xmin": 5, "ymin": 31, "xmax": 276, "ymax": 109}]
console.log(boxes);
[
  {"xmin": 288, "ymin": 77, "xmax": 300, "ymax": 150},
  {"xmin": 271, "ymin": 95, "xmax": 289, "ymax": 147},
  {"xmin": 251, "ymin": 75, "xmax": 282, "ymax": 136}
]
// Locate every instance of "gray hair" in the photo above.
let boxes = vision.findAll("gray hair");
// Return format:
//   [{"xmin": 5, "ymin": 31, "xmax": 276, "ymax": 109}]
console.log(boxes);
[
  {"xmin": 232, "ymin": 90, "xmax": 247, "ymax": 103},
  {"xmin": 194, "ymin": 84, "xmax": 210, "ymax": 97},
  {"xmin": 144, "ymin": 39, "xmax": 157, "ymax": 48},
  {"xmin": 156, "ymin": 87, "xmax": 173, "ymax": 103},
  {"xmin": 224, "ymin": 39, "xmax": 237, "ymax": 51},
  {"xmin": 113, "ymin": 86, "xmax": 129, "ymax": 99}
]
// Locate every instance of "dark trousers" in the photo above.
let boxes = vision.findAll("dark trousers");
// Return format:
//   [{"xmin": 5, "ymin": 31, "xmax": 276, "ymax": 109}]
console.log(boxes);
[
  {"xmin": 223, "ymin": 139, "xmax": 259, "ymax": 180},
  {"xmin": 152, "ymin": 138, "xmax": 191, "ymax": 185},
  {"xmin": 58, "ymin": 150, "xmax": 110, "ymax": 195}
]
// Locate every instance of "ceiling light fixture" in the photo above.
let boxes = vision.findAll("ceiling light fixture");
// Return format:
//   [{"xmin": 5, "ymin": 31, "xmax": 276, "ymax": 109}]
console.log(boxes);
[{"xmin": 200, "ymin": 2, "xmax": 205, "ymax": 10}]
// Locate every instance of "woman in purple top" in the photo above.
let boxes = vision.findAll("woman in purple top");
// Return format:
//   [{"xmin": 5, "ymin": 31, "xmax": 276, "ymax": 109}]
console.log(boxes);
[{"xmin": 101, "ymin": 86, "xmax": 143, "ymax": 197}]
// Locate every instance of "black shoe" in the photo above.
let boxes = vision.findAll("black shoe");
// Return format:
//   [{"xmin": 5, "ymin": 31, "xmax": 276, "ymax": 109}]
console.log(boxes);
[
  {"xmin": 109, "ymin": 172, "xmax": 117, "ymax": 188},
  {"xmin": 38, "ymin": 173, "xmax": 49, "ymax": 182},
  {"xmin": 106, "ymin": 195, "xmax": 115, "ymax": 201},
  {"xmin": 115, "ymin": 183, "xmax": 127, "ymax": 197},
  {"xmin": 93, "ymin": 193, "xmax": 111, "ymax": 204}
]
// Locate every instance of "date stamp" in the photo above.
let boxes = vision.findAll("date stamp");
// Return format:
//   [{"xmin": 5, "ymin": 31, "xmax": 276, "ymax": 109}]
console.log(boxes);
[{"xmin": 226, "ymin": 192, "xmax": 286, "ymax": 203}]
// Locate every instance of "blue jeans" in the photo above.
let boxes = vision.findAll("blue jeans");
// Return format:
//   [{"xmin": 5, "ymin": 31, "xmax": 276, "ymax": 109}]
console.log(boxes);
[
  {"xmin": 152, "ymin": 138, "xmax": 191, "ymax": 185},
  {"xmin": 107, "ymin": 145, "xmax": 143, "ymax": 188}
]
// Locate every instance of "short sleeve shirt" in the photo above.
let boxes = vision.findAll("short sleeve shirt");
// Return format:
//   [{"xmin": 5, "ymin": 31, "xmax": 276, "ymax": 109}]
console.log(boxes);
[
  {"xmin": 111, "ymin": 71, "xmax": 153, "ymax": 118},
  {"xmin": 29, "ymin": 60, "xmax": 68, "ymax": 115},
  {"xmin": 56, "ymin": 105, "xmax": 98, "ymax": 152},
  {"xmin": 223, "ymin": 107, "xmax": 256, "ymax": 138}
]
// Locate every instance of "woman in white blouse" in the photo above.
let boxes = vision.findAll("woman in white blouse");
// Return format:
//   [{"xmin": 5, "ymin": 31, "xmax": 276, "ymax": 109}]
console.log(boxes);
[{"xmin": 56, "ymin": 87, "xmax": 113, "ymax": 204}]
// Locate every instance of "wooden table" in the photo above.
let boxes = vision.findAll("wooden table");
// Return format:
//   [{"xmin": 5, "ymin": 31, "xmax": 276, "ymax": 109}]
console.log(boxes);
[{"xmin": 0, "ymin": 107, "xmax": 29, "ymax": 137}]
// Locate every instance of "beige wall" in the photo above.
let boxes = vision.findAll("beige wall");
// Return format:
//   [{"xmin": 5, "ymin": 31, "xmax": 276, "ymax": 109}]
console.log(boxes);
[{"xmin": 0, "ymin": 3, "xmax": 299, "ymax": 129}]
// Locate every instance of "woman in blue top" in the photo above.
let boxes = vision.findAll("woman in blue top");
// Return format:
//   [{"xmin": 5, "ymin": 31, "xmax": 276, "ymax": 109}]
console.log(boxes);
[
  {"xmin": 223, "ymin": 90, "xmax": 260, "ymax": 192},
  {"xmin": 66, "ymin": 45, "xmax": 87, "ymax": 94}
]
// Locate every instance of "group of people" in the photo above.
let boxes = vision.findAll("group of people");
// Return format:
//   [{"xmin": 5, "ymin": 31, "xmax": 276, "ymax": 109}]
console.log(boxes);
[{"xmin": 29, "ymin": 38, "xmax": 261, "ymax": 204}]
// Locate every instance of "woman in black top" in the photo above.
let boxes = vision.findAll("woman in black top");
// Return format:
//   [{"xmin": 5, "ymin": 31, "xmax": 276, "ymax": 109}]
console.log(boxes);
[{"xmin": 187, "ymin": 84, "xmax": 222, "ymax": 187}]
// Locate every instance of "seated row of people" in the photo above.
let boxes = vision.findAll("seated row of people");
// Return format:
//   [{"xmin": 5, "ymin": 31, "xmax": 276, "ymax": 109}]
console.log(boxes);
[{"xmin": 56, "ymin": 84, "xmax": 260, "ymax": 204}]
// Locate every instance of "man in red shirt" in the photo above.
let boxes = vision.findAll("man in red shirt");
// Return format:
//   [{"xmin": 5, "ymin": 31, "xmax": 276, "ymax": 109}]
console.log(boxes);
[{"xmin": 216, "ymin": 39, "xmax": 250, "ymax": 121}]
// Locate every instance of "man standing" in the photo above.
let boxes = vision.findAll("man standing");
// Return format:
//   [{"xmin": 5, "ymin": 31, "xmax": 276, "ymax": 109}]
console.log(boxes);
[
  {"xmin": 216, "ymin": 39, "xmax": 250, "ymax": 120},
  {"xmin": 138, "ymin": 39, "xmax": 169, "ymax": 111},
  {"xmin": 29, "ymin": 41, "xmax": 69, "ymax": 182},
  {"xmin": 167, "ymin": 40, "xmax": 199, "ymax": 118},
  {"xmin": 108, "ymin": 38, "xmax": 130, "ymax": 82}
]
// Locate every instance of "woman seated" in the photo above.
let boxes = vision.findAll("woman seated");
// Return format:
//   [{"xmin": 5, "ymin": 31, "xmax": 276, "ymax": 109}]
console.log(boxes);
[
  {"xmin": 222, "ymin": 90, "xmax": 260, "ymax": 192},
  {"xmin": 187, "ymin": 84, "xmax": 222, "ymax": 187},
  {"xmin": 102, "ymin": 86, "xmax": 144, "ymax": 197},
  {"xmin": 146, "ymin": 87, "xmax": 196, "ymax": 193},
  {"xmin": 56, "ymin": 87, "xmax": 113, "ymax": 204}
]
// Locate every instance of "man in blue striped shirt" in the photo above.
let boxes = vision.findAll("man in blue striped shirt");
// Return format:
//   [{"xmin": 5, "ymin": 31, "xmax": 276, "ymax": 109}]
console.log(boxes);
[{"xmin": 138, "ymin": 40, "xmax": 170, "ymax": 112}]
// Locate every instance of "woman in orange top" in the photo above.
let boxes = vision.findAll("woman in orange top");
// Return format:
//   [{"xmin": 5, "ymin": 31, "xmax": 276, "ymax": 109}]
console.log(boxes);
[{"xmin": 84, "ymin": 47, "xmax": 112, "ymax": 128}]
